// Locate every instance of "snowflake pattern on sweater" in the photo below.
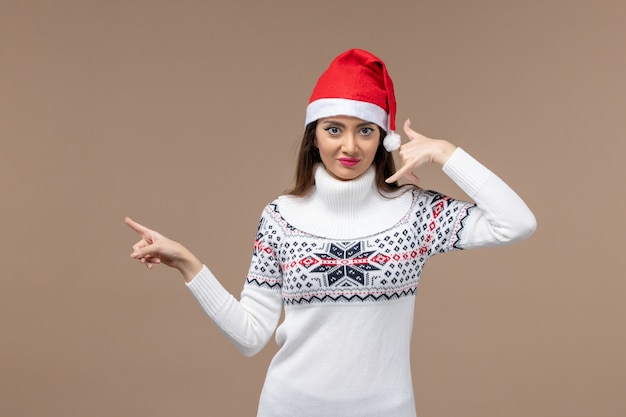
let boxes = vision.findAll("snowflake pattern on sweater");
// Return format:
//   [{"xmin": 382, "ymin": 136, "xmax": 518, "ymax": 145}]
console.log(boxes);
[{"xmin": 246, "ymin": 189, "xmax": 474, "ymax": 305}]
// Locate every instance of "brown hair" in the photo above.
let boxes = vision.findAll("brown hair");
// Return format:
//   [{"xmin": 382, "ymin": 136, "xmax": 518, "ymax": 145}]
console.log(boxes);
[{"xmin": 286, "ymin": 121, "xmax": 401, "ymax": 196}]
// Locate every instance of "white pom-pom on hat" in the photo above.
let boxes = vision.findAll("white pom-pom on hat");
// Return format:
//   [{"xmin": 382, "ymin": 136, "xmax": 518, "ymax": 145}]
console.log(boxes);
[
  {"xmin": 383, "ymin": 131, "xmax": 401, "ymax": 152},
  {"xmin": 305, "ymin": 48, "xmax": 401, "ymax": 152}
]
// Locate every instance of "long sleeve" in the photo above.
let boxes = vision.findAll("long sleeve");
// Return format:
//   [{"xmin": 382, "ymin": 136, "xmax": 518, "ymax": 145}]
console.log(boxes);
[
  {"xmin": 185, "ymin": 209, "xmax": 285, "ymax": 357},
  {"xmin": 186, "ymin": 265, "xmax": 283, "ymax": 357},
  {"xmin": 442, "ymin": 147, "xmax": 537, "ymax": 248}
]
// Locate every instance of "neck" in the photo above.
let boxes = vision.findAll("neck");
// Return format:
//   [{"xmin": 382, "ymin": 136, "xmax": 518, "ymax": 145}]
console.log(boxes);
[
  {"xmin": 313, "ymin": 164, "xmax": 379, "ymax": 212},
  {"xmin": 277, "ymin": 165, "xmax": 413, "ymax": 239}
]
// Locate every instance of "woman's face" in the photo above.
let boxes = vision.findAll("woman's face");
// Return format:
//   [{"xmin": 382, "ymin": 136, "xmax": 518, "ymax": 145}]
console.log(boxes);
[{"xmin": 314, "ymin": 115, "xmax": 381, "ymax": 181}]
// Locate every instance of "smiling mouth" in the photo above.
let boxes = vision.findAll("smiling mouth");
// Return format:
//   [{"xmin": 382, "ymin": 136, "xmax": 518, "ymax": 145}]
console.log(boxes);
[{"xmin": 338, "ymin": 158, "xmax": 360, "ymax": 167}]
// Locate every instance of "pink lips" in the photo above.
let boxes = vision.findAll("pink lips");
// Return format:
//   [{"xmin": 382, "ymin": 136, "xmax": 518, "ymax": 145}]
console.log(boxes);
[{"xmin": 339, "ymin": 158, "xmax": 360, "ymax": 167}]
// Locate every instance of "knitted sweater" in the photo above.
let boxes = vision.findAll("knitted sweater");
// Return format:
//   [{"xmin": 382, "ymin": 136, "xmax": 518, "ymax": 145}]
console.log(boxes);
[{"xmin": 186, "ymin": 148, "xmax": 536, "ymax": 417}]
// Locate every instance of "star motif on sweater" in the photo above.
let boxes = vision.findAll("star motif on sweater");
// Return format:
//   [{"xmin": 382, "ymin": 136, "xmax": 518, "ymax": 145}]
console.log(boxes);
[{"xmin": 303, "ymin": 242, "xmax": 388, "ymax": 287}]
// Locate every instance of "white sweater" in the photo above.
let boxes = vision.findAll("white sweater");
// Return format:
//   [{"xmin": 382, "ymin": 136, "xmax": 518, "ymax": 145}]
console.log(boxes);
[{"xmin": 186, "ymin": 148, "xmax": 536, "ymax": 417}]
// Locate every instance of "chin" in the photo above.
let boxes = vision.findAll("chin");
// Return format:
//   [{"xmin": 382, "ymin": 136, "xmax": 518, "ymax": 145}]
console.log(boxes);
[{"xmin": 332, "ymin": 167, "xmax": 366, "ymax": 181}]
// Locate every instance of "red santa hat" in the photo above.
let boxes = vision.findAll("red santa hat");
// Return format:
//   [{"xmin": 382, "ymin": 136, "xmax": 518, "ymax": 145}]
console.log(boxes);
[{"xmin": 305, "ymin": 48, "xmax": 401, "ymax": 152}]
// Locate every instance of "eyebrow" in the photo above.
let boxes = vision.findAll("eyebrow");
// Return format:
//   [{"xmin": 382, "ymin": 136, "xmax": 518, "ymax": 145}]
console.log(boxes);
[{"xmin": 320, "ymin": 119, "xmax": 377, "ymax": 128}]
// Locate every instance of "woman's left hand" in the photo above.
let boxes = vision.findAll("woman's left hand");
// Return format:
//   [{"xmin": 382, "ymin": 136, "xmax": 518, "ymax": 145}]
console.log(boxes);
[{"xmin": 385, "ymin": 119, "xmax": 457, "ymax": 184}]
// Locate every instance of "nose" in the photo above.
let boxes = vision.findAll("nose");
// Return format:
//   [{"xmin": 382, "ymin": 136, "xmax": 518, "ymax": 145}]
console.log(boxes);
[{"xmin": 341, "ymin": 133, "xmax": 358, "ymax": 154}]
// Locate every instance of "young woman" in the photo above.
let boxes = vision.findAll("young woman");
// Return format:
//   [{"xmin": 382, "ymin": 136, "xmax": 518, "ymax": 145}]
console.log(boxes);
[{"xmin": 126, "ymin": 48, "xmax": 536, "ymax": 417}]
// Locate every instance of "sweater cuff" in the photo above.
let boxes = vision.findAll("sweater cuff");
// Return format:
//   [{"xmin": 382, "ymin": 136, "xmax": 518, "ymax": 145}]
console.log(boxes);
[
  {"xmin": 185, "ymin": 265, "xmax": 231, "ymax": 317},
  {"xmin": 442, "ymin": 147, "xmax": 492, "ymax": 198}
]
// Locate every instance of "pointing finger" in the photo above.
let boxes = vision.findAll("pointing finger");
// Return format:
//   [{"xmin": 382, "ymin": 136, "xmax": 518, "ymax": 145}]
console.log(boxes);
[{"xmin": 125, "ymin": 216, "xmax": 151, "ymax": 236}]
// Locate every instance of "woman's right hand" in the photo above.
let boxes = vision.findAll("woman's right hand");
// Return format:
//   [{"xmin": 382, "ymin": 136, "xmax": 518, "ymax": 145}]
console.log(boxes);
[{"xmin": 125, "ymin": 217, "xmax": 203, "ymax": 282}]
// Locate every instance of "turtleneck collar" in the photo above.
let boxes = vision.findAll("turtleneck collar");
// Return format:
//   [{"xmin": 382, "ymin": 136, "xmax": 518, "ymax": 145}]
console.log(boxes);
[{"xmin": 277, "ymin": 164, "xmax": 413, "ymax": 239}]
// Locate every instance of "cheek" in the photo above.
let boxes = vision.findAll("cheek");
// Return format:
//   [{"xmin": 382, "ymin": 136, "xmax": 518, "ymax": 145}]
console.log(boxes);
[
  {"xmin": 316, "ymin": 138, "xmax": 337, "ymax": 155},
  {"xmin": 366, "ymin": 142, "xmax": 380, "ymax": 158}
]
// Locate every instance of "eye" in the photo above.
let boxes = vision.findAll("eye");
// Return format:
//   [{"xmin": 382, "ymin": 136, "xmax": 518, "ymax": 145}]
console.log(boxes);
[
  {"xmin": 360, "ymin": 127, "xmax": 375, "ymax": 135},
  {"xmin": 324, "ymin": 126, "xmax": 341, "ymax": 135}
]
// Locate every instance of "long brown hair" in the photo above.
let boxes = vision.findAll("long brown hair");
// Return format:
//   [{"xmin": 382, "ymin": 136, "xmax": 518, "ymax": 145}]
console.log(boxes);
[{"xmin": 286, "ymin": 121, "xmax": 401, "ymax": 196}]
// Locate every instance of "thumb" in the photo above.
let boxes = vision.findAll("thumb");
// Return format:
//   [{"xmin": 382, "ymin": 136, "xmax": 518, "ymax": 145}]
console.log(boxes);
[
  {"xmin": 131, "ymin": 242, "xmax": 160, "ymax": 259},
  {"xmin": 403, "ymin": 119, "xmax": 415, "ymax": 140},
  {"xmin": 403, "ymin": 119, "xmax": 428, "ymax": 143}
]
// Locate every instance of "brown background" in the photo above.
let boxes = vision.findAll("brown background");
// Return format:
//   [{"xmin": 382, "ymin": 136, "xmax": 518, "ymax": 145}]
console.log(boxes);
[{"xmin": 1, "ymin": 1, "xmax": 625, "ymax": 416}]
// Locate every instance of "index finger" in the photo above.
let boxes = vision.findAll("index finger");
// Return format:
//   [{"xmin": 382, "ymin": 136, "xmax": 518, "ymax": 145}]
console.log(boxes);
[{"xmin": 125, "ymin": 216, "xmax": 150, "ymax": 236}]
